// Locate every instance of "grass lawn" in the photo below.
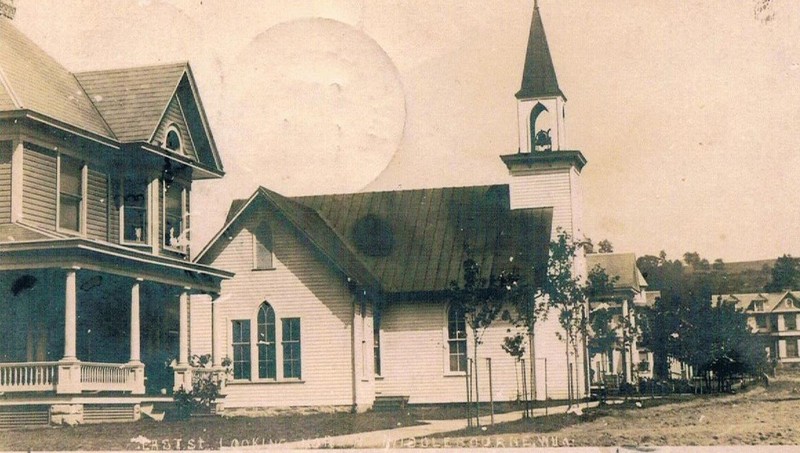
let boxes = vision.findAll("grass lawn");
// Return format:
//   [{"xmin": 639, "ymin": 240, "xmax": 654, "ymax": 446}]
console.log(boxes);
[{"xmin": 0, "ymin": 411, "xmax": 422, "ymax": 451}]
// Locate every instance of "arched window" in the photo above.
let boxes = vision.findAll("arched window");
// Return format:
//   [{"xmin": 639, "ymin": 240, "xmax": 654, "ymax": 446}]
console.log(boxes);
[
  {"xmin": 529, "ymin": 102, "xmax": 552, "ymax": 151},
  {"xmin": 257, "ymin": 302, "xmax": 276, "ymax": 379},
  {"xmin": 447, "ymin": 304, "xmax": 467, "ymax": 372},
  {"xmin": 165, "ymin": 125, "xmax": 182, "ymax": 153}
]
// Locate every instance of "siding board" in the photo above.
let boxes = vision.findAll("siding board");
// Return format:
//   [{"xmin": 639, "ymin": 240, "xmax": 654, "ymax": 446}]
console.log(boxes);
[
  {"xmin": 0, "ymin": 141, "xmax": 10, "ymax": 222},
  {"xmin": 22, "ymin": 145, "xmax": 56, "ymax": 230},
  {"xmin": 86, "ymin": 167, "xmax": 109, "ymax": 241},
  {"xmin": 194, "ymin": 212, "xmax": 358, "ymax": 409}
]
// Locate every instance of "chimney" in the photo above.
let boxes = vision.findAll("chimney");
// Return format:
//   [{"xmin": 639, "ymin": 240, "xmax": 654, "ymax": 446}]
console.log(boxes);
[{"xmin": 0, "ymin": 0, "xmax": 15, "ymax": 20}]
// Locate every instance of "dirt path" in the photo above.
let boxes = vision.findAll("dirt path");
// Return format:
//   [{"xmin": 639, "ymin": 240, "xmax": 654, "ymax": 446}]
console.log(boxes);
[{"xmin": 553, "ymin": 374, "xmax": 800, "ymax": 446}]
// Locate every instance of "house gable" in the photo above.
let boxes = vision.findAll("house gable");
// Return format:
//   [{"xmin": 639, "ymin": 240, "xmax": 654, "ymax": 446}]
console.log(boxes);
[{"xmin": 153, "ymin": 91, "xmax": 198, "ymax": 160}]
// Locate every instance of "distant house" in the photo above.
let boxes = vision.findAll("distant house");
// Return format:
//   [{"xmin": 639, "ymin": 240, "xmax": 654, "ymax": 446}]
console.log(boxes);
[
  {"xmin": 715, "ymin": 291, "xmax": 800, "ymax": 365},
  {"xmin": 190, "ymin": 2, "xmax": 593, "ymax": 412},
  {"xmin": 586, "ymin": 253, "xmax": 650, "ymax": 385},
  {"xmin": 0, "ymin": 13, "xmax": 231, "ymax": 426}
]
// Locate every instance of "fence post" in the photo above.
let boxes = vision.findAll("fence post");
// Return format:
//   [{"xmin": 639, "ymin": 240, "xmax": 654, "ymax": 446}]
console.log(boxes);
[{"xmin": 486, "ymin": 358, "xmax": 494, "ymax": 426}]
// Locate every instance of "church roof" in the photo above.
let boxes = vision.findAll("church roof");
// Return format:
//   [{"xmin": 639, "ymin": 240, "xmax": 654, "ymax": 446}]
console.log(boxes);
[
  {"xmin": 75, "ymin": 63, "xmax": 188, "ymax": 143},
  {"xmin": 515, "ymin": 3, "xmax": 564, "ymax": 100},
  {"xmin": 0, "ymin": 17, "xmax": 115, "ymax": 138},
  {"xmin": 201, "ymin": 185, "xmax": 553, "ymax": 296}
]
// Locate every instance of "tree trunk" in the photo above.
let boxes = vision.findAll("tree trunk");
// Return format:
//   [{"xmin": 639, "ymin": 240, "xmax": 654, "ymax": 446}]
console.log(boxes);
[{"xmin": 473, "ymin": 333, "xmax": 480, "ymax": 429}]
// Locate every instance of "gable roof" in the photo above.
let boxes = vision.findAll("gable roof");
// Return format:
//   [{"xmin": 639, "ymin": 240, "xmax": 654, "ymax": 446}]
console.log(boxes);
[
  {"xmin": 587, "ymin": 252, "xmax": 648, "ymax": 292},
  {"xmin": 0, "ymin": 17, "xmax": 115, "ymax": 138},
  {"xmin": 515, "ymin": 3, "xmax": 564, "ymax": 100},
  {"xmin": 200, "ymin": 185, "xmax": 554, "ymax": 296},
  {"xmin": 715, "ymin": 291, "xmax": 800, "ymax": 312},
  {"xmin": 74, "ymin": 63, "xmax": 187, "ymax": 143}
]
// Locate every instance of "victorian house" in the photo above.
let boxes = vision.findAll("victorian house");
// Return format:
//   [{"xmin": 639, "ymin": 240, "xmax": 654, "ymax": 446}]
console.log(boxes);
[{"xmin": 0, "ymin": 9, "xmax": 230, "ymax": 426}]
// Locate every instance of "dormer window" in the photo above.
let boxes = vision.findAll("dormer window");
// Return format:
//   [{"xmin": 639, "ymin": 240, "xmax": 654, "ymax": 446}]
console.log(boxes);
[{"xmin": 165, "ymin": 125, "xmax": 182, "ymax": 154}]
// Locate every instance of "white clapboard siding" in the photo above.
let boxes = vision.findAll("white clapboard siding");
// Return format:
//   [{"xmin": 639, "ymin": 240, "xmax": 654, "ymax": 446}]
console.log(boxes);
[
  {"xmin": 508, "ymin": 167, "xmax": 576, "ymax": 239},
  {"xmin": 377, "ymin": 300, "xmax": 585, "ymax": 404},
  {"xmin": 531, "ymin": 304, "xmax": 587, "ymax": 400},
  {"xmin": 194, "ymin": 213, "xmax": 357, "ymax": 409},
  {"xmin": 376, "ymin": 300, "xmax": 521, "ymax": 404},
  {"xmin": 22, "ymin": 145, "xmax": 57, "ymax": 230},
  {"xmin": 0, "ymin": 141, "xmax": 10, "ymax": 223},
  {"xmin": 86, "ymin": 167, "xmax": 108, "ymax": 241},
  {"xmin": 190, "ymin": 294, "xmax": 212, "ymax": 357}
]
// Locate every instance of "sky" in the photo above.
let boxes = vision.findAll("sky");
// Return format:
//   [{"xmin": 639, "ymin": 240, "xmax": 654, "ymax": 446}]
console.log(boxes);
[{"xmin": 12, "ymin": 0, "xmax": 800, "ymax": 263}]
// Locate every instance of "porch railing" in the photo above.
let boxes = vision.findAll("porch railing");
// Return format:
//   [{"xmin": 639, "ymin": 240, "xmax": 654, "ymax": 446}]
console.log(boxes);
[
  {"xmin": 80, "ymin": 362, "xmax": 131, "ymax": 392},
  {"xmin": 0, "ymin": 362, "xmax": 58, "ymax": 392}
]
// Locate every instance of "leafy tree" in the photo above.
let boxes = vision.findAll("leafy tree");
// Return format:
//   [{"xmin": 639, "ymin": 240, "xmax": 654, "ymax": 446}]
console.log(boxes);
[
  {"xmin": 449, "ymin": 257, "xmax": 518, "ymax": 427},
  {"xmin": 598, "ymin": 239, "xmax": 614, "ymax": 254},
  {"xmin": 542, "ymin": 228, "xmax": 588, "ymax": 406},
  {"xmin": 765, "ymin": 254, "xmax": 800, "ymax": 292}
]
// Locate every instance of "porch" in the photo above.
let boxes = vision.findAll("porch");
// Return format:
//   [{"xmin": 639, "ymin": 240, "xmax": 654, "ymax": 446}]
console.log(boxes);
[{"xmin": 0, "ymin": 239, "xmax": 233, "ymax": 425}]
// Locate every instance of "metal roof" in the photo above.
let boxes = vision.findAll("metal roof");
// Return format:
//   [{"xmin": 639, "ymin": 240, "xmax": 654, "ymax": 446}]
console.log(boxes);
[
  {"xmin": 207, "ymin": 185, "xmax": 553, "ymax": 296},
  {"xmin": 0, "ymin": 17, "xmax": 115, "ymax": 138}
]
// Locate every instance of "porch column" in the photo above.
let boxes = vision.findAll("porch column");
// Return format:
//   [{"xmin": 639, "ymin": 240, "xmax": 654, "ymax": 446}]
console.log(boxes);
[
  {"xmin": 211, "ymin": 295, "xmax": 222, "ymax": 368},
  {"xmin": 127, "ymin": 278, "xmax": 146, "ymax": 394},
  {"xmin": 130, "ymin": 279, "xmax": 142, "ymax": 363},
  {"xmin": 57, "ymin": 268, "xmax": 81, "ymax": 394},
  {"xmin": 64, "ymin": 268, "xmax": 77, "ymax": 360},
  {"xmin": 174, "ymin": 288, "xmax": 192, "ymax": 391},
  {"xmin": 179, "ymin": 289, "xmax": 189, "ymax": 365}
]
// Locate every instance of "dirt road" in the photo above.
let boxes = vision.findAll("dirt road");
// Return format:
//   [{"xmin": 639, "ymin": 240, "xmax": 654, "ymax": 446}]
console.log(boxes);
[{"xmin": 557, "ymin": 373, "xmax": 800, "ymax": 446}]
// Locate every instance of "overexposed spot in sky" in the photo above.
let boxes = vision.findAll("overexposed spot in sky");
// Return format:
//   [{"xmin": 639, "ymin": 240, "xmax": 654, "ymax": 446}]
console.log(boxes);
[{"xmin": 219, "ymin": 18, "xmax": 406, "ymax": 196}]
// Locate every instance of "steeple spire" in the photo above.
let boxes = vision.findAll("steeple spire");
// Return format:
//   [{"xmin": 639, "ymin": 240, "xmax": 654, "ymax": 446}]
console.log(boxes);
[{"xmin": 516, "ymin": 1, "xmax": 563, "ymax": 100}]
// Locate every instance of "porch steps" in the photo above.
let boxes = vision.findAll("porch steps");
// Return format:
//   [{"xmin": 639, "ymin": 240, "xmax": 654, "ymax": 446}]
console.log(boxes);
[
  {"xmin": 83, "ymin": 404, "xmax": 135, "ymax": 423},
  {"xmin": 0, "ymin": 405, "xmax": 50, "ymax": 429},
  {"xmin": 372, "ymin": 395, "xmax": 409, "ymax": 412}
]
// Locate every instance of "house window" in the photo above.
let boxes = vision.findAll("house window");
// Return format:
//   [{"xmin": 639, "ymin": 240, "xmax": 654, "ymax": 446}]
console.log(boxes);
[
  {"xmin": 786, "ymin": 314, "xmax": 797, "ymax": 331},
  {"xmin": 253, "ymin": 222, "xmax": 274, "ymax": 270},
  {"xmin": 787, "ymin": 339, "xmax": 799, "ymax": 358},
  {"xmin": 122, "ymin": 179, "xmax": 149, "ymax": 244},
  {"xmin": 257, "ymin": 303, "xmax": 276, "ymax": 379},
  {"xmin": 282, "ymin": 318, "xmax": 301, "ymax": 379},
  {"xmin": 165, "ymin": 125, "xmax": 182, "ymax": 153},
  {"xmin": 164, "ymin": 183, "xmax": 186, "ymax": 250},
  {"xmin": 232, "ymin": 320, "xmax": 251, "ymax": 380},
  {"xmin": 447, "ymin": 305, "xmax": 468, "ymax": 373},
  {"xmin": 374, "ymin": 320, "xmax": 381, "ymax": 376},
  {"xmin": 757, "ymin": 316, "xmax": 767, "ymax": 329},
  {"xmin": 58, "ymin": 156, "xmax": 83, "ymax": 232}
]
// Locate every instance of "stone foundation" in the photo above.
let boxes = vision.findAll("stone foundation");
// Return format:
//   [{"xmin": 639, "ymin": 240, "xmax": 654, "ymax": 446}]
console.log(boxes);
[{"xmin": 50, "ymin": 403, "xmax": 83, "ymax": 426}]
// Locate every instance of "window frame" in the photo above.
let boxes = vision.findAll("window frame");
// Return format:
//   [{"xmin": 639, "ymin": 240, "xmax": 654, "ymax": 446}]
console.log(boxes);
[
  {"xmin": 786, "ymin": 314, "xmax": 798, "ymax": 331},
  {"xmin": 231, "ymin": 319, "xmax": 251, "ymax": 380},
  {"xmin": 257, "ymin": 302, "xmax": 277, "ymax": 380},
  {"xmin": 162, "ymin": 181, "xmax": 187, "ymax": 252},
  {"xmin": 56, "ymin": 154, "xmax": 86, "ymax": 235},
  {"xmin": 119, "ymin": 178, "xmax": 150, "ymax": 246},
  {"xmin": 282, "ymin": 317, "xmax": 302, "ymax": 379},
  {"xmin": 164, "ymin": 124, "xmax": 183, "ymax": 154},
  {"xmin": 373, "ymin": 318, "xmax": 382, "ymax": 377},
  {"xmin": 252, "ymin": 222, "xmax": 275, "ymax": 271},
  {"xmin": 446, "ymin": 304, "xmax": 468, "ymax": 375},
  {"xmin": 786, "ymin": 339, "xmax": 799, "ymax": 358}
]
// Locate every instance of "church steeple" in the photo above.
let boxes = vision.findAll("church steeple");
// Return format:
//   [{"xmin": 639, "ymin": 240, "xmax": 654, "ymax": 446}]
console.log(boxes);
[
  {"xmin": 513, "ymin": 0, "xmax": 567, "ymax": 153},
  {"xmin": 516, "ymin": 0, "xmax": 564, "ymax": 100}
]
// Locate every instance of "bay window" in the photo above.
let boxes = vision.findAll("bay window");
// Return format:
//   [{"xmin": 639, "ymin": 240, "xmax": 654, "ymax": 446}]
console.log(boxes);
[
  {"xmin": 122, "ymin": 179, "xmax": 149, "ymax": 244},
  {"xmin": 164, "ymin": 183, "xmax": 186, "ymax": 250}
]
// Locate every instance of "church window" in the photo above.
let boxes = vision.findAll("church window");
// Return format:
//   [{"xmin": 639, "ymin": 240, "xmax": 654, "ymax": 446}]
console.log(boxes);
[
  {"xmin": 447, "ymin": 304, "xmax": 467, "ymax": 372},
  {"xmin": 257, "ymin": 302, "xmax": 276, "ymax": 379},
  {"xmin": 282, "ymin": 318, "xmax": 301, "ymax": 379},
  {"xmin": 232, "ymin": 320, "xmax": 251, "ymax": 380}
]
